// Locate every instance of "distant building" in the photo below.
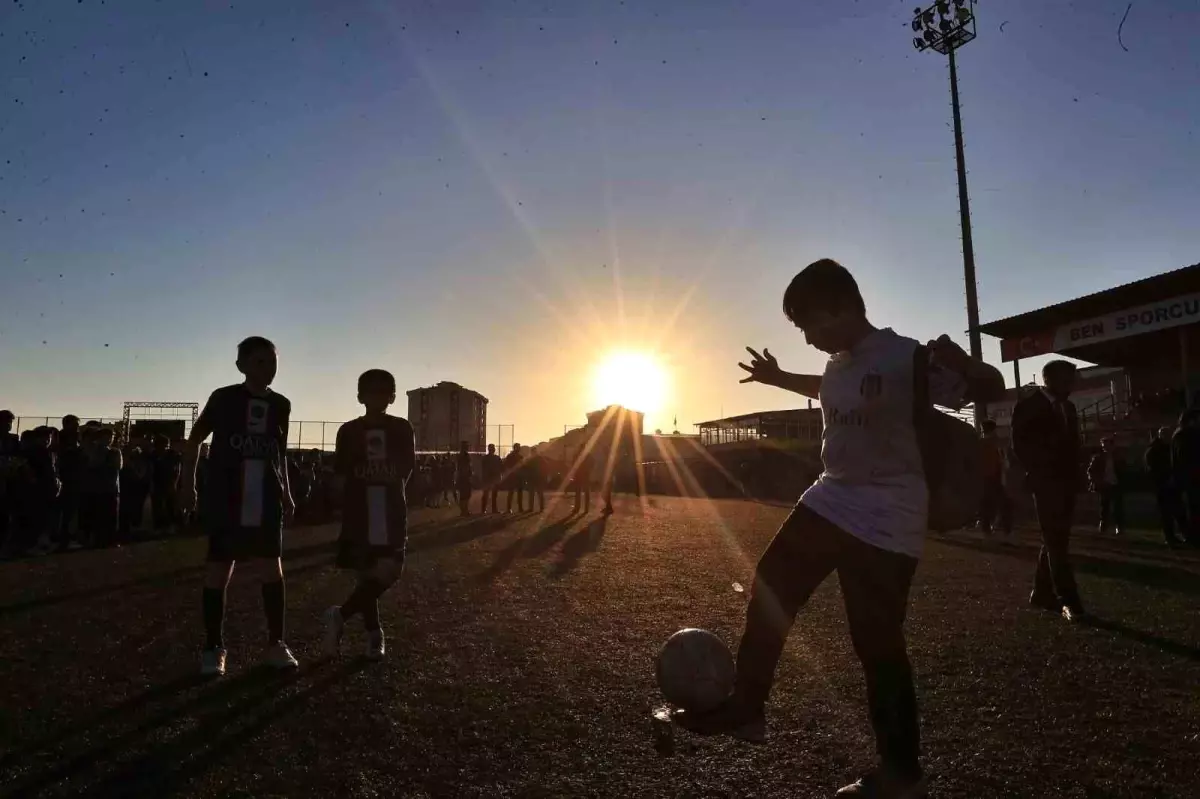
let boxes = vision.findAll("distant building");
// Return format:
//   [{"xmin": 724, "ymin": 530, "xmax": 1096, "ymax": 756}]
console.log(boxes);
[
  {"xmin": 695, "ymin": 408, "xmax": 823, "ymax": 449},
  {"xmin": 406, "ymin": 381, "xmax": 487, "ymax": 453}
]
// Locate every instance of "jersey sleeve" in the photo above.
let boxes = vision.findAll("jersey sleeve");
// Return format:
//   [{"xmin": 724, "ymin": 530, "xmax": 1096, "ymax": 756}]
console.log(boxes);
[
  {"xmin": 334, "ymin": 422, "xmax": 352, "ymax": 476},
  {"xmin": 396, "ymin": 419, "xmax": 416, "ymax": 480},
  {"xmin": 927, "ymin": 363, "xmax": 969, "ymax": 410},
  {"xmin": 275, "ymin": 395, "xmax": 292, "ymax": 447},
  {"xmin": 192, "ymin": 389, "xmax": 224, "ymax": 441}
]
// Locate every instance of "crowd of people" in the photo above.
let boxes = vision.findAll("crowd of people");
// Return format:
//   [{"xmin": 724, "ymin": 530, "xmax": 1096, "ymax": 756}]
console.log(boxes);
[
  {"xmin": 0, "ymin": 414, "xmax": 618, "ymax": 561},
  {"xmin": 973, "ymin": 403, "xmax": 1200, "ymax": 548}
]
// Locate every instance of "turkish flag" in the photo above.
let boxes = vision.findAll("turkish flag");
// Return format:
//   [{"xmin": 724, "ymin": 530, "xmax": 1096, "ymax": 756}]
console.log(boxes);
[{"xmin": 1000, "ymin": 331, "xmax": 1056, "ymax": 362}]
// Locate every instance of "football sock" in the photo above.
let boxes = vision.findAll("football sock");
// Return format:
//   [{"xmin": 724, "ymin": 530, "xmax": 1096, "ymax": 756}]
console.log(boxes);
[
  {"xmin": 339, "ymin": 577, "xmax": 387, "ymax": 624},
  {"xmin": 261, "ymin": 579, "xmax": 286, "ymax": 643},
  {"xmin": 202, "ymin": 587, "xmax": 226, "ymax": 650},
  {"xmin": 362, "ymin": 599, "xmax": 381, "ymax": 633}
]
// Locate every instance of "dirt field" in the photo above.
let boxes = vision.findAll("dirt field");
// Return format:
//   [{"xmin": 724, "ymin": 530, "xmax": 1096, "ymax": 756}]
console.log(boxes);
[{"xmin": 1, "ymin": 496, "xmax": 1197, "ymax": 798}]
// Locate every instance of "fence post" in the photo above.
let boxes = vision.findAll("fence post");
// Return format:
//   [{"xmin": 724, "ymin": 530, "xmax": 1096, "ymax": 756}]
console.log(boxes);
[{"xmin": 296, "ymin": 420, "xmax": 303, "ymax": 451}]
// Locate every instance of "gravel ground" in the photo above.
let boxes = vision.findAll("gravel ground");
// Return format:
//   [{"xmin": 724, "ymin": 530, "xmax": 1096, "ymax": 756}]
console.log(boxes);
[{"xmin": 1, "ymin": 495, "xmax": 1198, "ymax": 798}]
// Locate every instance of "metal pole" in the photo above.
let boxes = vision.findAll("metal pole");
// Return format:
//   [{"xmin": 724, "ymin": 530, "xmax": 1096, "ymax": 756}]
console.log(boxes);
[
  {"xmin": 1012, "ymin": 359, "xmax": 1021, "ymax": 390},
  {"xmin": 948, "ymin": 45, "xmax": 985, "ymax": 428}
]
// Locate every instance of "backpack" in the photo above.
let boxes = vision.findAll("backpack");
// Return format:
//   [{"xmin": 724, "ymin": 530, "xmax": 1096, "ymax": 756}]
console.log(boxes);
[{"xmin": 913, "ymin": 345, "xmax": 985, "ymax": 532}]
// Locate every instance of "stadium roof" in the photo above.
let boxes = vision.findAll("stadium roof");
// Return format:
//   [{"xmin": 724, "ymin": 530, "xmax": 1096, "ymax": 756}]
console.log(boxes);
[
  {"xmin": 695, "ymin": 408, "xmax": 821, "ymax": 428},
  {"xmin": 978, "ymin": 262, "xmax": 1199, "ymax": 340}
]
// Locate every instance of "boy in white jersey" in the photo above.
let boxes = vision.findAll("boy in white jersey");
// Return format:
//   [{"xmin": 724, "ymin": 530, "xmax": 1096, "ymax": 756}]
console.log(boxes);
[{"xmin": 678, "ymin": 260, "xmax": 1004, "ymax": 799}]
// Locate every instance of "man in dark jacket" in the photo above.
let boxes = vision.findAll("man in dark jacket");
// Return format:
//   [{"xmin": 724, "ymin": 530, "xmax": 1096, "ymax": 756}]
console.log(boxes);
[
  {"xmin": 480, "ymin": 444, "xmax": 502, "ymax": 514},
  {"xmin": 524, "ymin": 446, "xmax": 545, "ymax": 513},
  {"xmin": 503, "ymin": 444, "xmax": 525, "ymax": 513},
  {"xmin": 456, "ymin": 441, "xmax": 473, "ymax": 516},
  {"xmin": 1144, "ymin": 426, "xmax": 1185, "ymax": 547},
  {"xmin": 1011, "ymin": 360, "xmax": 1084, "ymax": 621}
]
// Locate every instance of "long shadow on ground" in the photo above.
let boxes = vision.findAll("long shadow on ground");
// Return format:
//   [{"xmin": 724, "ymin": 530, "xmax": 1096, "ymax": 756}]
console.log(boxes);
[
  {"xmin": 932, "ymin": 534, "xmax": 1200, "ymax": 597},
  {"xmin": 2, "ymin": 665, "xmax": 306, "ymax": 797},
  {"xmin": 88, "ymin": 660, "xmax": 369, "ymax": 798},
  {"xmin": 476, "ymin": 514, "xmax": 580, "ymax": 583},
  {"xmin": 551, "ymin": 516, "xmax": 609, "ymax": 578}
]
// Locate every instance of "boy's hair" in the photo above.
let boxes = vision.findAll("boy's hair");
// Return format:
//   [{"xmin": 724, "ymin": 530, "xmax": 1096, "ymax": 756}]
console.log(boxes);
[
  {"xmin": 237, "ymin": 336, "xmax": 276, "ymax": 361},
  {"xmin": 358, "ymin": 369, "xmax": 397, "ymax": 395},
  {"xmin": 782, "ymin": 259, "xmax": 866, "ymax": 326},
  {"xmin": 0, "ymin": 409, "xmax": 13, "ymax": 421},
  {"xmin": 1042, "ymin": 360, "xmax": 1077, "ymax": 380}
]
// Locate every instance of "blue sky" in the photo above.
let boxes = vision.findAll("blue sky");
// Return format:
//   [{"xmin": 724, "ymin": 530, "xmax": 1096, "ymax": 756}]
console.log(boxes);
[{"xmin": 2, "ymin": 0, "xmax": 1198, "ymax": 444}]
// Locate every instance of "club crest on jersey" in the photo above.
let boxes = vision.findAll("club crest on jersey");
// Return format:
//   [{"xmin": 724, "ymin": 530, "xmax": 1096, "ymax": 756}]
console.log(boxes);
[
  {"xmin": 246, "ymin": 399, "xmax": 269, "ymax": 435},
  {"xmin": 860, "ymin": 373, "xmax": 883, "ymax": 399},
  {"xmin": 366, "ymin": 429, "xmax": 387, "ymax": 462}
]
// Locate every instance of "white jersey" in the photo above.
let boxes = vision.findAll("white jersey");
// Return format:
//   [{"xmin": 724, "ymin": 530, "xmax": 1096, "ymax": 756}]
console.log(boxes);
[{"xmin": 800, "ymin": 328, "xmax": 967, "ymax": 558}]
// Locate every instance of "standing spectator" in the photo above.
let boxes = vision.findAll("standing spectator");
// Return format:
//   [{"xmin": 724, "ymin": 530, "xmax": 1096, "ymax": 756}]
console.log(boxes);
[
  {"xmin": 150, "ymin": 435, "xmax": 182, "ymax": 535},
  {"xmin": 0, "ymin": 410, "xmax": 20, "ymax": 551},
  {"xmin": 480, "ymin": 444, "xmax": 502, "ymax": 514},
  {"xmin": 1011, "ymin": 360, "xmax": 1085, "ymax": 622},
  {"xmin": 1172, "ymin": 409, "xmax": 1200, "ymax": 546},
  {"xmin": 1087, "ymin": 437, "xmax": 1127, "ymax": 535},
  {"xmin": 8, "ymin": 427, "xmax": 60, "ymax": 557},
  {"xmin": 119, "ymin": 444, "xmax": 151, "ymax": 540},
  {"xmin": 572, "ymin": 449, "xmax": 593, "ymax": 515},
  {"xmin": 977, "ymin": 420, "xmax": 1013, "ymax": 540},
  {"xmin": 81, "ymin": 427, "xmax": 122, "ymax": 547},
  {"xmin": 525, "ymin": 446, "xmax": 546, "ymax": 512},
  {"xmin": 455, "ymin": 441, "xmax": 473, "ymax": 516},
  {"xmin": 503, "ymin": 443, "xmax": 525, "ymax": 513},
  {"xmin": 1144, "ymin": 427, "xmax": 1185, "ymax": 548},
  {"xmin": 56, "ymin": 415, "xmax": 84, "ymax": 550}
]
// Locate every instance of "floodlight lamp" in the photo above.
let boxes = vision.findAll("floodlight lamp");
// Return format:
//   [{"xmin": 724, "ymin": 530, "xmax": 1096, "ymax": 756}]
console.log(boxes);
[
  {"xmin": 912, "ymin": 18, "xmax": 922, "ymax": 31},
  {"xmin": 939, "ymin": 18, "xmax": 952, "ymax": 33},
  {"xmin": 936, "ymin": 1, "xmax": 949, "ymax": 15},
  {"xmin": 913, "ymin": 37, "xmax": 927, "ymax": 50},
  {"xmin": 955, "ymin": 7, "xmax": 971, "ymax": 23},
  {"xmin": 922, "ymin": 10, "xmax": 935, "ymax": 25},
  {"xmin": 923, "ymin": 28, "xmax": 937, "ymax": 42}
]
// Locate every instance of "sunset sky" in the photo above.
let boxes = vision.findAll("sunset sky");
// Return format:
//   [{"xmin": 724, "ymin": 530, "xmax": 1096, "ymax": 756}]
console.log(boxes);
[{"xmin": 2, "ymin": 0, "xmax": 1198, "ymax": 445}]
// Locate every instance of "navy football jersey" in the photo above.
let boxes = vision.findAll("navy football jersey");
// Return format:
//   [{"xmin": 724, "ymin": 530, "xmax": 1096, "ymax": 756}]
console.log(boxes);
[
  {"xmin": 335, "ymin": 415, "xmax": 415, "ymax": 547},
  {"xmin": 196, "ymin": 384, "xmax": 290, "ymax": 531}
]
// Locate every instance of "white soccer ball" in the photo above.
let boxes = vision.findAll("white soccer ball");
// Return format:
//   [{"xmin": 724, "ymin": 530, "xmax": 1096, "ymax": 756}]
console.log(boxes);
[{"xmin": 656, "ymin": 628, "xmax": 736, "ymax": 712}]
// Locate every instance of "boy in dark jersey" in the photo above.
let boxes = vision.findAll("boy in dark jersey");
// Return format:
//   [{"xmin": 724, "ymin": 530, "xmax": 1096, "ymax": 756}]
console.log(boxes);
[
  {"xmin": 182, "ymin": 336, "xmax": 298, "ymax": 677},
  {"xmin": 323, "ymin": 369, "xmax": 414, "ymax": 661}
]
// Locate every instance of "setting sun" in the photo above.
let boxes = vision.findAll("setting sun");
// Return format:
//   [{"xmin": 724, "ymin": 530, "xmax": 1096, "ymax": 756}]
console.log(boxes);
[{"xmin": 591, "ymin": 350, "xmax": 669, "ymax": 416}]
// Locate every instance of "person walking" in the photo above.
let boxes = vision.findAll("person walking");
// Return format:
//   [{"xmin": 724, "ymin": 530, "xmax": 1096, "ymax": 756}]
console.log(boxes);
[{"xmin": 1011, "ymin": 360, "xmax": 1085, "ymax": 622}]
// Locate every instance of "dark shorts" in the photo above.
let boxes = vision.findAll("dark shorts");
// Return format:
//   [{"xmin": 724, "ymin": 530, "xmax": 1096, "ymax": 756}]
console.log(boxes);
[
  {"xmin": 336, "ymin": 537, "xmax": 406, "ymax": 571},
  {"xmin": 206, "ymin": 522, "xmax": 284, "ymax": 562}
]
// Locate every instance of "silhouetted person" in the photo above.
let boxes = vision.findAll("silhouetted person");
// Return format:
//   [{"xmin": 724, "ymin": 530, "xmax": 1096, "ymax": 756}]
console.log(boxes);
[
  {"xmin": 56, "ymin": 415, "xmax": 83, "ymax": 549},
  {"xmin": 977, "ymin": 419, "xmax": 1012, "ymax": 539},
  {"xmin": 480, "ymin": 444, "xmax": 502, "ymax": 514},
  {"xmin": 0, "ymin": 410, "xmax": 19, "ymax": 552},
  {"xmin": 456, "ymin": 441, "xmax": 473, "ymax": 516},
  {"xmin": 572, "ymin": 451, "xmax": 592, "ymax": 514},
  {"xmin": 150, "ymin": 435, "xmax": 181, "ymax": 534},
  {"xmin": 1087, "ymin": 437, "xmax": 1126, "ymax": 535},
  {"xmin": 503, "ymin": 443, "xmax": 525, "ymax": 513},
  {"xmin": 524, "ymin": 446, "xmax": 546, "ymax": 512},
  {"xmin": 1144, "ymin": 426, "xmax": 1185, "ymax": 547},
  {"xmin": 1011, "ymin": 360, "xmax": 1084, "ymax": 621},
  {"xmin": 1172, "ymin": 409, "xmax": 1200, "ymax": 545},
  {"xmin": 80, "ymin": 427, "xmax": 121, "ymax": 548}
]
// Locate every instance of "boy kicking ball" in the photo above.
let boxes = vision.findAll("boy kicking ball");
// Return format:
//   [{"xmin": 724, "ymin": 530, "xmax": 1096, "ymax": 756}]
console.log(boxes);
[
  {"xmin": 182, "ymin": 336, "xmax": 299, "ymax": 677},
  {"xmin": 676, "ymin": 260, "xmax": 1004, "ymax": 798},
  {"xmin": 323, "ymin": 369, "xmax": 415, "ymax": 661}
]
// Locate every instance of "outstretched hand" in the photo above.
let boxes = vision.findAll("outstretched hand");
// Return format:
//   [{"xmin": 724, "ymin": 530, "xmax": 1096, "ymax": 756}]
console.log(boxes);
[
  {"xmin": 926, "ymin": 334, "xmax": 972, "ymax": 374},
  {"xmin": 738, "ymin": 346, "xmax": 782, "ymax": 385}
]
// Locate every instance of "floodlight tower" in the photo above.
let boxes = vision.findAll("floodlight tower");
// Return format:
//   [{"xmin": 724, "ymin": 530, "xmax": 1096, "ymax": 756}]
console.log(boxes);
[{"xmin": 912, "ymin": 0, "xmax": 986, "ymax": 425}]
